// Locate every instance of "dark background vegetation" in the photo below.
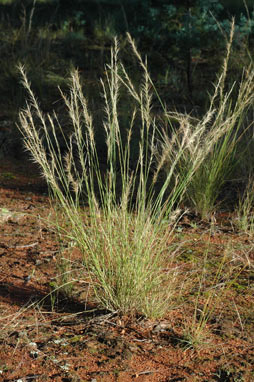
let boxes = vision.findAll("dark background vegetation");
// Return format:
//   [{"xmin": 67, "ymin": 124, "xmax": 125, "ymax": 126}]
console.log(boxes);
[{"xmin": 0, "ymin": 0, "xmax": 254, "ymax": 157}]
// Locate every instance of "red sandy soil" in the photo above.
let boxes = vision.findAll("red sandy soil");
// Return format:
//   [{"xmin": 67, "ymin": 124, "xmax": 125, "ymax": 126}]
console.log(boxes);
[{"xmin": 0, "ymin": 158, "xmax": 254, "ymax": 382}]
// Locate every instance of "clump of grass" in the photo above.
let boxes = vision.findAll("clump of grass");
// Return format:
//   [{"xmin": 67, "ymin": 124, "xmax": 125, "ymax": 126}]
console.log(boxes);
[
  {"xmin": 17, "ymin": 38, "xmax": 180, "ymax": 318},
  {"xmin": 236, "ymin": 175, "xmax": 254, "ymax": 234},
  {"xmin": 17, "ymin": 32, "xmax": 245, "ymax": 318},
  {"xmin": 159, "ymin": 21, "xmax": 254, "ymax": 220}
]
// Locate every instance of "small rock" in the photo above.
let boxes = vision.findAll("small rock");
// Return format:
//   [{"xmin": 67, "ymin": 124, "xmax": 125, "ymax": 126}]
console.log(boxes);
[{"xmin": 153, "ymin": 322, "xmax": 170, "ymax": 333}]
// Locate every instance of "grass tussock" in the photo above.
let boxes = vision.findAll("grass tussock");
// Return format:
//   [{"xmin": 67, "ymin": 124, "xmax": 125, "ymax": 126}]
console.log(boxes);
[
  {"xmin": 18, "ymin": 25, "xmax": 254, "ymax": 318},
  {"xmin": 160, "ymin": 21, "xmax": 254, "ymax": 219}
]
